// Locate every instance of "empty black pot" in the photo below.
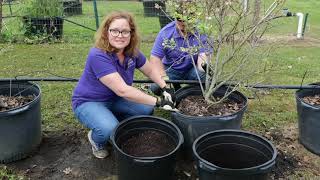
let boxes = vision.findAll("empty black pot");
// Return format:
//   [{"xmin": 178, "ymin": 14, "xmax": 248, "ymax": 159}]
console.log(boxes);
[
  {"xmin": 193, "ymin": 130, "xmax": 277, "ymax": 180},
  {"xmin": 0, "ymin": 81, "xmax": 41, "ymax": 163},
  {"xmin": 110, "ymin": 115, "xmax": 183, "ymax": 180}
]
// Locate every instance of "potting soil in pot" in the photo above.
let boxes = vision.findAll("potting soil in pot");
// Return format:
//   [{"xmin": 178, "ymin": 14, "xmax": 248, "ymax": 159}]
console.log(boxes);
[
  {"xmin": 302, "ymin": 95, "xmax": 320, "ymax": 106},
  {"xmin": 0, "ymin": 95, "xmax": 35, "ymax": 112},
  {"xmin": 178, "ymin": 95, "xmax": 244, "ymax": 116},
  {"xmin": 120, "ymin": 130, "xmax": 175, "ymax": 157}
]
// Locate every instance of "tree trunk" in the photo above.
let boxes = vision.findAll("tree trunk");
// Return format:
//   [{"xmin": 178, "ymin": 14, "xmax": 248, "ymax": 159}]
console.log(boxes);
[{"xmin": 252, "ymin": 0, "xmax": 261, "ymax": 25}]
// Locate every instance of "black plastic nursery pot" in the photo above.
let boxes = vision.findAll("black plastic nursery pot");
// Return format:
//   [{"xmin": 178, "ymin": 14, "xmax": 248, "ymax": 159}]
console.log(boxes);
[
  {"xmin": 158, "ymin": 11, "xmax": 173, "ymax": 28},
  {"xmin": 110, "ymin": 115, "xmax": 184, "ymax": 180},
  {"xmin": 296, "ymin": 84, "xmax": 320, "ymax": 155},
  {"xmin": 172, "ymin": 85, "xmax": 248, "ymax": 149},
  {"xmin": 142, "ymin": 0, "xmax": 165, "ymax": 17},
  {"xmin": 63, "ymin": 0, "xmax": 82, "ymax": 16},
  {"xmin": 0, "ymin": 81, "xmax": 42, "ymax": 163},
  {"xmin": 23, "ymin": 16, "xmax": 64, "ymax": 39},
  {"xmin": 193, "ymin": 130, "xmax": 277, "ymax": 180}
]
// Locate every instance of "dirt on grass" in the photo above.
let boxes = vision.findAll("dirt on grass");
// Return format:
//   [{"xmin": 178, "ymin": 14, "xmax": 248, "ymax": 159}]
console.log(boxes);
[{"xmin": 3, "ymin": 123, "xmax": 320, "ymax": 180}]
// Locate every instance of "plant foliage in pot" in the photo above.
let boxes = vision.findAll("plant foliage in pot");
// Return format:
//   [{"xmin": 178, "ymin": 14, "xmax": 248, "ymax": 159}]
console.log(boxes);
[
  {"xmin": 162, "ymin": 0, "xmax": 286, "ymax": 149},
  {"xmin": 21, "ymin": 0, "xmax": 64, "ymax": 39}
]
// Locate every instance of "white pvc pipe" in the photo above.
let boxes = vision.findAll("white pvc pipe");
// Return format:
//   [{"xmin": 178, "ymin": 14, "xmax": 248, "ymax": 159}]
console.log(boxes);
[
  {"xmin": 296, "ymin": 12, "xmax": 304, "ymax": 39},
  {"xmin": 243, "ymin": 0, "xmax": 248, "ymax": 13}
]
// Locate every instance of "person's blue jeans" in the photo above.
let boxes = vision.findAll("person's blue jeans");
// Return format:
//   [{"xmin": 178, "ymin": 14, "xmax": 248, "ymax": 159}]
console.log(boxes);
[
  {"xmin": 151, "ymin": 65, "xmax": 205, "ymax": 95},
  {"xmin": 74, "ymin": 97, "xmax": 154, "ymax": 148}
]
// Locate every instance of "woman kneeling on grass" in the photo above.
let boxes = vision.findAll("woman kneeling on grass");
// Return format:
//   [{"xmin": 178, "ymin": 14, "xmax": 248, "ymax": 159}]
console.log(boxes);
[{"xmin": 72, "ymin": 11, "xmax": 175, "ymax": 159}]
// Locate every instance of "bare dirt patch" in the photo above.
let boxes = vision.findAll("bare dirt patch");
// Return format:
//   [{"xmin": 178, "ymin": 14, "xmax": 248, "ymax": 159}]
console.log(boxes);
[
  {"xmin": 260, "ymin": 123, "xmax": 320, "ymax": 179},
  {"xmin": 260, "ymin": 35, "xmax": 320, "ymax": 47},
  {"xmin": 3, "ymin": 124, "xmax": 320, "ymax": 179}
]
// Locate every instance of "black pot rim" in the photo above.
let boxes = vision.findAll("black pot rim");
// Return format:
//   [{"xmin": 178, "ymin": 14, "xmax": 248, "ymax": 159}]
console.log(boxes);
[
  {"xmin": 295, "ymin": 83, "xmax": 320, "ymax": 109},
  {"xmin": 173, "ymin": 86, "xmax": 248, "ymax": 118},
  {"xmin": 192, "ymin": 129, "xmax": 277, "ymax": 173},
  {"xmin": 110, "ymin": 115, "xmax": 184, "ymax": 160},
  {"xmin": 0, "ymin": 81, "xmax": 41, "ymax": 115}
]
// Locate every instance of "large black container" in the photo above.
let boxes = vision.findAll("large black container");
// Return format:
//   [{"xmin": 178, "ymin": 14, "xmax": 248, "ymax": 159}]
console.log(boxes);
[
  {"xmin": 296, "ymin": 84, "xmax": 320, "ymax": 155},
  {"xmin": 23, "ymin": 16, "xmax": 64, "ymax": 39},
  {"xmin": 193, "ymin": 130, "xmax": 277, "ymax": 180},
  {"xmin": 158, "ymin": 11, "xmax": 173, "ymax": 28},
  {"xmin": 63, "ymin": 0, "xmax": 82, "ymax": 16},
  {"xmin": 110, "ymin": 115, "xmax": 183, "ymax": 180},
  {"xmin": 172, "ymin": 85, "xmax": 248, "ymax": 149},
  {"xmin": 142, "ymin": 0, "xmax": 165, "ymax": 17},
  {"xmin": 0, "ymin": 81, "xmax": 41, "ymax": 163}
]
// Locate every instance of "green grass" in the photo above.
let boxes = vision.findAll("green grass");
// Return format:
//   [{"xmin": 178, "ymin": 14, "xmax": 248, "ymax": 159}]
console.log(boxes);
[
  {"xmin": 1, "ymin": 1, "xmax": 161, "ymax": 43},
  {"xmin": 1, "ymin": 0, "xmax": 320, "ymax": 178}
]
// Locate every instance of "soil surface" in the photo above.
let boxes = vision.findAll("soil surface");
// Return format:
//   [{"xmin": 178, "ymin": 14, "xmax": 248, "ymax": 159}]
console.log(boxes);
[
  {"xmin": 303, "ymin": 95, "xmax": 320, "ymax": 106},
  {"xmin": 177, "ymin": 95, "xmax": 243, "ymax": 116},
  {"xmin": 0, "ymin": 95, "xmax": 35, "ymax": 112},
  {"xmin": 3, "ymin": 124, "xmax": 320, "ymax": 180},
  {"xmin": 120, "ymin": 130, "xmax": 176, "ymax": 157}
]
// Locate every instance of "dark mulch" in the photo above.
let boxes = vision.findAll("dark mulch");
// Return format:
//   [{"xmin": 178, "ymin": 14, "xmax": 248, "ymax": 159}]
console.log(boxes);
[
  {"xmin": 303, "ymin": 95, "xmax": 320, "ymax": 106},
  {"xmin": 0, "ymin": 95, "xmax": 35, "ymax": 112}
]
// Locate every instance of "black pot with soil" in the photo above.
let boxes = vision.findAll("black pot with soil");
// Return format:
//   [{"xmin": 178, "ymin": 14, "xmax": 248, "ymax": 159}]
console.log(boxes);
[
  {"xmin": 142, "ymin": 0, "xmax": 165, "ymax": 17},
  {"xmin": 296, "ymin": 83, "xmax": 320, "ymax": 155},
  {"xmin": 23, "ymin": 16, "xmax": 64, "ymax": 39},
  {"xmin": 193, "ymin": 130, "xmax": 277, "ymax": 180},
  {"xmin": 172, "ymin": 85, "xmax": 248, "ymax": 150},
  {"xmin": 110, "ymin": 115, "xmax": 183, "ymax": 180},
  {"xmin": 63, "ymin": 0, "xmax": 82, "ymax": 16},
  {"xmin": 0, "ymin": 81, "xmax": 42, "ymax": 163}
]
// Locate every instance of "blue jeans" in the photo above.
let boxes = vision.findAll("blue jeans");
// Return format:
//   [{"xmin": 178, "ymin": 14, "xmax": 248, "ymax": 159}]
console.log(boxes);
[
  {"xmin": 151, "ymin": 65, "xmax": 205, "ymax": 95},
  {"xmin": 74, "ymin": 97, "xmax": 154, "ymax": 147}
]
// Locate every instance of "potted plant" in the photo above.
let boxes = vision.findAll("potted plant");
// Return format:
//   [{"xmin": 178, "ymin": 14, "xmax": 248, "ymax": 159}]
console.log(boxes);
[
  {"xmin": 295, "ymin": 83, "xmax": 320, "ymax": 155},
  {"xmin": 162, "ymin": 0, "xmax": 286, "ymax": 148},
  {"xmin": 0, "ymin": 81, "xmax": 42, "ymax": 163},
  {"xmin": 21, "ymin": 0, "xmax": 64, "ymax": 39}
]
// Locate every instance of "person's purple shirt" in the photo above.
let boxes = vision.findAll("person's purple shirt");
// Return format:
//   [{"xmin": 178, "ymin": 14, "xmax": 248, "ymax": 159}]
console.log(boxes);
[
  {"xmin": 72, "ymin": 47, "xmax": 146, "ymax": 110},
  {"xmin": 151, "ymin": 21, "xmax": 211, "ymax": 71}
]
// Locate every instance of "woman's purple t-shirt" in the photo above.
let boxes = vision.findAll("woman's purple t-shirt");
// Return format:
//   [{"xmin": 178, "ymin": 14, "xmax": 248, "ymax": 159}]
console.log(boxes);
[{"xmin": 72, "ymin": 47, "xmax": 146, "ymax": 110}]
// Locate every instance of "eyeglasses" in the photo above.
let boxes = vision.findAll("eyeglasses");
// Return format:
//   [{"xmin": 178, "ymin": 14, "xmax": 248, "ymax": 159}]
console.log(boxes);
[{"xmin": 109, "ymin": 29, "xmax": 131, "ymax": 38}]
